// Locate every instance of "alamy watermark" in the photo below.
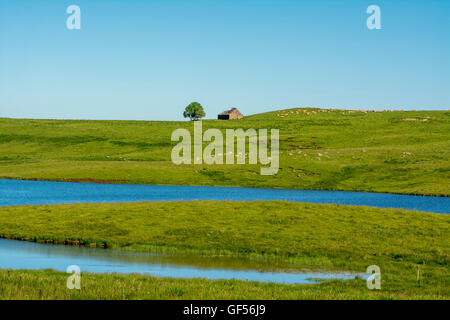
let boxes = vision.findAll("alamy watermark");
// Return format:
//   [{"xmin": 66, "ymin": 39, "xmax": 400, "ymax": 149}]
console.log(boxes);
[
  {"xmin": 66, "ymin": 5, "xmax": 81, "ymax": 30},
  {"xmin": 366, "ymin": 265, "xmax": 381, "ymax": 290},
  {"xmin": 367, "ymin": 5, "xmax": 381, "ymax": 30},
  {"xmin": 171, "ymin": 121, "xmax": 279, "ymax": 175},
  {"xmin": 66, "ymin": 265, "xmax": 81, "ymax": 290},
  {"xmin": 65, "ymin": 5, "xmax": 381, "ymax": 31}
]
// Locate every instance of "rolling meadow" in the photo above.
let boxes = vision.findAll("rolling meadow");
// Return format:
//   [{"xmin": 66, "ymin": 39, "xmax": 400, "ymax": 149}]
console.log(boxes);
[
  {"xmin": 0, "ymin": 108, "xmax": 449, "ymax": 299},
  {"xmin": 0, "ymin": 108, "xmax": 448, "ymax": 196}
]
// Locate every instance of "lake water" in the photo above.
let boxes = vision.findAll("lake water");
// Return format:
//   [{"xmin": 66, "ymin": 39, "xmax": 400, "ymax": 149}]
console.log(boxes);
[
  {"xmin": 1, "ymin": 179, "xmax": 443, "ymax": 284},
  {"xmin": 0, "ymin": 239, "xmax": 362, "ymax": 284},
  {"xmin": 0, "ymin": 179, "xmax": 448, "ymax": 213}
]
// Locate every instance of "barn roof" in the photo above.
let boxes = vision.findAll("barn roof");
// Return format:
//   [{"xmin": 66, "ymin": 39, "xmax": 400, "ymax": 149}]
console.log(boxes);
[{"xmin": 219, "ymin": 108, "xmax": 240, "ymax": 115}]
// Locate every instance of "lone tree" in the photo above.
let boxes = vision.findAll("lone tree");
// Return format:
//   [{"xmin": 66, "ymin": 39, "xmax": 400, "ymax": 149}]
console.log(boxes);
[{"xmin": 183, "ymin": 102, "xmax": 205, "ymax": 121}]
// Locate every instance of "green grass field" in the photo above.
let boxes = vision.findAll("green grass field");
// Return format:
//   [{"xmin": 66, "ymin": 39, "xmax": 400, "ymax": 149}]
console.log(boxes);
[
  {"xmin": 1, "ymin": 108, "xmax": 449, "ymax": 196},
  {"xmin": 1, "ymin": 268, "xmax": 447, "ymax": 300},
  {"xmin": 1, "ymin": 108, "xmax": 448, "ymax": 300},
  {"xmin": 0, "ymin": 201, "xmax": 448, "ymax": 299}
]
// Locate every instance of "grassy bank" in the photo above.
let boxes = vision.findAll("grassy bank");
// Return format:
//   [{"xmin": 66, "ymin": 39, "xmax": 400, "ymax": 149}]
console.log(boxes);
[
  {"xmin": 1, "ymin": 108, "xmax": 449, "ymax": 196},
  {"xmin": 0, "ymin": 201, "xmax": 448, "ymax": 267},
  {"xmin": 1, "ymin": 268, "xmax": 447, "ymax": 300},
  {"xmin": 0, "ymin": 201, "xmax": 448, "ymax": 299}
]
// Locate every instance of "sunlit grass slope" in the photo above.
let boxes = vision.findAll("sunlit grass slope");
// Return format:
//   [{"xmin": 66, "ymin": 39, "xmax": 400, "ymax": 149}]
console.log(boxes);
[{"xmin": 0, "ymin": 108, "xmax": 449, "ymax": 195}]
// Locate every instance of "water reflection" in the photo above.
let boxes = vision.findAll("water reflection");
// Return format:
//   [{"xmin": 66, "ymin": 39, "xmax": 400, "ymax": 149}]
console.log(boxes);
[{"xmin": 0, "ymin": 239, "xmax": 363, "ymax": 284}]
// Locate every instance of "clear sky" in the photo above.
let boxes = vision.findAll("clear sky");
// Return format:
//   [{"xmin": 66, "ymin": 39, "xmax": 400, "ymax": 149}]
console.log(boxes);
[{"xmin": 0, "ymin": 0, "xmax": 449, "ymax": 120}]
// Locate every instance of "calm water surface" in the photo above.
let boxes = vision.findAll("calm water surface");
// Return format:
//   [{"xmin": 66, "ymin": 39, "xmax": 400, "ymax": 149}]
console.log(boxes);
[
  {"xmin": 0, "ymin": 239, "xmax": 362, "ymax": 284},
  {"xmin": 0, "ymin": 180, "xmax": 450, "ymax": 213},
  {"xmin": 0, "ymin": 179, "xmax": 448, "ymax": 213},
  {"xmin": 2, "ymin": 179, "xmax": 442, "ymax": 283}
]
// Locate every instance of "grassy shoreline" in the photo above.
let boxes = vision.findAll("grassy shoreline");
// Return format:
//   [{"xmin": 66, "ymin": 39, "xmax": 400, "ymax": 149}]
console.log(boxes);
[
  {"xmin": 0, "ymin": 201, "xmax": 448, "ymax": 299},
  {"xmin": 1, "ymin": 268, "xmax": 447, "ymax": 300},
  {"xmin": 0, "ymin": 201, "xmax": 447, "ymax": 266},
  {"xmin": 2, "ymin": 269, "xmax": 447, "ymax": 300}
]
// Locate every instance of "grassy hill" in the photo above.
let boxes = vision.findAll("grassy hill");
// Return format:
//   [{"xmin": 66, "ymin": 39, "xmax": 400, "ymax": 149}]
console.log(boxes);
[
  {"xmin": 1, "ymin": 109, "xmax": 449, "ymax": 300},
  {"xmin": 0, "ymin": 108, "xmax": 449, "ymax": 195}
]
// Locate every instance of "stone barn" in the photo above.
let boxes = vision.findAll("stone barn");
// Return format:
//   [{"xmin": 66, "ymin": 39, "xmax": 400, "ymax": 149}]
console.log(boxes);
[{"xmin": 218, "ymin": 108, "xmax": 243, "ymax": 120}]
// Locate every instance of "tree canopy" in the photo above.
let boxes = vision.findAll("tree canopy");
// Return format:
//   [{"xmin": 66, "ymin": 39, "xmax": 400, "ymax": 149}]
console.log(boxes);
[{"xmin": 183, "ymin": 102, "xmax": 205, "ymax": 121}]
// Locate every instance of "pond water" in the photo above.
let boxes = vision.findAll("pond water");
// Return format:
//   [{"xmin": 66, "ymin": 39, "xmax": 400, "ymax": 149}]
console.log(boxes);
[
  {"xmin": 2, "ymin": 179, "xmax": 443, "ymax": 284},
  {"xmin": 0, "ymin": 239, "xmax": 363, "ymax": 284},
  {"xmin": 0, "ymin": 179, "xmax": 448, "ymax": 213}
]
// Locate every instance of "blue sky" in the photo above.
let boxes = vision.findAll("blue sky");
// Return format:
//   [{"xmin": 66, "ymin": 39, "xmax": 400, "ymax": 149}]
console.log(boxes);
[{"xmin": 0, "ymin": 0, "xmax": 449, "ymax": 120}]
